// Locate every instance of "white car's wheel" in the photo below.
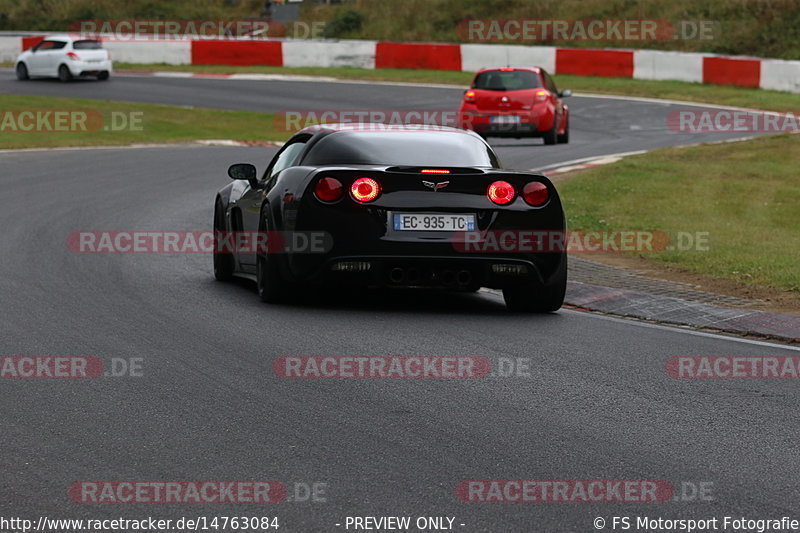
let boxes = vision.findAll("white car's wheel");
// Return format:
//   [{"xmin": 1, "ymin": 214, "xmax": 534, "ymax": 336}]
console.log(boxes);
[
  {"xmin": 16, "ymin": 63, "xmax": 29, "ymax": 81},
  {"xmin": 97, "ymin": 71, "xmax": 110, "ymax": 81},
  {"xmin": 58, "ymin": 65, "xmax": 72, "ymax": 82}
]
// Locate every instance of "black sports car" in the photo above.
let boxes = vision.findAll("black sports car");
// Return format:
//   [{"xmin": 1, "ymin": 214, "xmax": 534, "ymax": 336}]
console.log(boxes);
[{"xmin": 213, "ymin": 124, "xmax": 567, "ymax": 312}]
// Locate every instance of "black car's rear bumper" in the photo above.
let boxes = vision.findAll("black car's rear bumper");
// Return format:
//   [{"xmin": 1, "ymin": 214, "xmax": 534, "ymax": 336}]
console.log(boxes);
[{"xmin": 284, "ymin": 252, "xmax": 565, "ymax": 290}]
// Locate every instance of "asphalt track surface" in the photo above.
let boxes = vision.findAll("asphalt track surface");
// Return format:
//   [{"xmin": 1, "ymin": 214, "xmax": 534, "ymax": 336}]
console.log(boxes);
[{"xmin": 1, "ymin": 73, "xmax": 798, "ymax": 532}]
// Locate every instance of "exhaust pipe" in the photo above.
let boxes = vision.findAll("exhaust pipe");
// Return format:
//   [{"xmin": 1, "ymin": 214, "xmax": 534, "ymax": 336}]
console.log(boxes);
[
  {"xmin": 457, "ymin": 270, "xmax": 472, "ymax": 286},
  {"xmin": 389, "ymin": 267, "xmax": 405, "ymax": 284},
  {"xmin": 442, "ymin": 270, "xmax": 456, "ymax": 287}
]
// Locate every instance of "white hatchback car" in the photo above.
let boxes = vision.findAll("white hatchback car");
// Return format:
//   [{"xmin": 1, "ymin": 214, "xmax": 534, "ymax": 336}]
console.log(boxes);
[{"xmin": 16, "ymin": 35, "xmax": 112, "ymax": 82}]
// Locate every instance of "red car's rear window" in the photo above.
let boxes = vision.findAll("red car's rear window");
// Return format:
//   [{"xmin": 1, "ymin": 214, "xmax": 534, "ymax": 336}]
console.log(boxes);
[{"xmin": 473, "ymin": 70, "xmax": 541, "ymax": 91}]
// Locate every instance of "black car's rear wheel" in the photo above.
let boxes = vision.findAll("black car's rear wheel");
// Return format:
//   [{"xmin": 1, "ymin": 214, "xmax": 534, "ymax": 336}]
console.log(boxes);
[
  {"xmin": 16, "ymin": 63, "xmax": 29, "ymax": 80},
  {"xmin": 256, "ymin": 210, "xmax": 291, "ymax": 303},
  {"xmin": 213, "ymin": 198, "xmax": 234, "ymax": 281},
  {"xmin": 503, "ymin": 256, "xmax": 567, "ymax": 312}
]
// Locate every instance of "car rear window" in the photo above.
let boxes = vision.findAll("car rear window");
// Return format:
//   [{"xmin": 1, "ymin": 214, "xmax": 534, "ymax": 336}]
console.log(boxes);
[
  {"xmin": 472, "ymin": 70, "xmax": 542, "ymax": 91},
  {"xmin": 73, "ymin": 40, "xmax": 103, "ymax": 50},
  {"xmin": 304, "ymin": 130, "xmax": 500, "ymax": 168}
]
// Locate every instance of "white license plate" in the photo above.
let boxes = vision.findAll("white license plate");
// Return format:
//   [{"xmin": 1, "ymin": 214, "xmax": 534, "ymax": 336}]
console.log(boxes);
[
  {"xmin": 393, "ymin": 213, "xmax": 475, "ymax": 231},
  {"xmin": 491, "ymin": 115, "xmax": 521, "ymax": 124}
]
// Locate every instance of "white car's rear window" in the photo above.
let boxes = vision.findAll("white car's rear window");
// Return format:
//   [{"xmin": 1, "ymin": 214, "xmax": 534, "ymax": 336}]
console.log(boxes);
[{"xmin": 73, "ymin": 40, "xmax": 103, "ymax": 50}]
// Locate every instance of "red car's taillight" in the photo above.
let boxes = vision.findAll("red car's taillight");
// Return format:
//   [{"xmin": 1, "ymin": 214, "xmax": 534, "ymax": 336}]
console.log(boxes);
[
  {"xmin": 534, "ymin": 90, "xmax": 549, "ymax": 102},
  {"xmin": 314, "ymin": 177, "xmax": 343, "ymax": 202},
  {"xmin": 487, "ymin": 180, "xmax": 515, "ymax": 205},
  {"xmin": 523, "ymin": 182, "xmax": 549, "ymax": 206},
  {"xmin": 464, "ymin": 90, "xmax": 476, "ymax": 102},
  {"xmin": 350, "ymin": 177, "xmax": 381, "ymax": 203}
]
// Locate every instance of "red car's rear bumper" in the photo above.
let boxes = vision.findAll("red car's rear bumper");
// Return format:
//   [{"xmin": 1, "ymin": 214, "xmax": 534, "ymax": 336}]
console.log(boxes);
[{"xmin": 458, "ymin": 105, "xmax": 556, "ymax": 136}]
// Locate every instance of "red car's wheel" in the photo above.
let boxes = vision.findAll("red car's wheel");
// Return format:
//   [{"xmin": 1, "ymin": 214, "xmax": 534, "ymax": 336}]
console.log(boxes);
[
  {"xmin": 557, "ymin": 116, "xmax": 569, "ymax": 144},
  {"xmin": 543, "ymin": 119, "xmax": 558, "ymax": 145}
]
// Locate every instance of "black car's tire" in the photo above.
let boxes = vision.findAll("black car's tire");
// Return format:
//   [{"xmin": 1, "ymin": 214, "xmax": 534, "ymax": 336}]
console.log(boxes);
[
  {"xmin": 58, "ymin": 65, "xmax": 72, "ymax": 82},
  {"xmin": 213, "ymin": 198, "xmax": 234, "ymax": 282},
  {"xmin": 557, "ymin": 117, "xmax": 569, "ymax": 144},
  {"xmin": 502, "ymin": 256, "xmax": 567, "ymax": 313},
  {"xmin": 16, "ymin": 63, "xmax": 29, "ymax": 80},
  {"xmin": 256, "ymin": 210, "xmax": 291, "ymax": 303},
  {"xmin": 542, "ymin": 119, "xmax": 558, "ymax": 145},
  {"xmin": 97, "ymin": 71, "xmax": 110, "ymax": 81}
]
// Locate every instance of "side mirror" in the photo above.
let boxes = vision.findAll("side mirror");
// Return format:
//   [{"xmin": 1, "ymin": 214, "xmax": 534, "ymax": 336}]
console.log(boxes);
[
  {"xmin": 559, "ymin": 89, "xmax": 572, "ymax": 98},
  {"xmin": 228, "ymin": 163, "xmax": 258, "ymax": 188}
]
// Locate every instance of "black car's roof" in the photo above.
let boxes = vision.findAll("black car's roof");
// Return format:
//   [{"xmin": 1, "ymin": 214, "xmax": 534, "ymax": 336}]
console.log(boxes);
[
  {"xmin": 297, "ymin": 124, "xmax": 500, "ymax": 168},
  {"xmin": 298, "ymin": 123, "xmax": 481, "ymax": 136}
]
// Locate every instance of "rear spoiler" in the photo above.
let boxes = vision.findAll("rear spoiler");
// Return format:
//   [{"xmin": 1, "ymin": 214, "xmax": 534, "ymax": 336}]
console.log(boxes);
[{"xmin": 385, "ymin": 166, "xmax": 488, "ymax": 175}]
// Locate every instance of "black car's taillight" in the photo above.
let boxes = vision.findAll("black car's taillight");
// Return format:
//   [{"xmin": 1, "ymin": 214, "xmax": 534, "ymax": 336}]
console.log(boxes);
[
  {"xmin": 314, "ymin": 177, "xmax": 344, "ymax": 203},
  {"xmin": 487, "ymin": 180, "xmax": 515, "ymax": 205},
  {"xmin": 350, "ymin": 177, "xmax": 381, "ymax": 203},
  {"xmin": 522, "ymin": 181, "xmax": 549, "ymax": 206}
]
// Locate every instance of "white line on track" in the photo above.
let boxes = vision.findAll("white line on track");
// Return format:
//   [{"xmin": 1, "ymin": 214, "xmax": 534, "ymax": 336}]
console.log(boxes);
[
  {"xmin": 562, "ymin": 308, "xmax": 800, "ymax": 351},
  {"xmin": 479, "ymin": 289, "xmax": 799, "ymax": 350},
  {"xmin": 535, "ymin": 150, "xmax": 648, "ymax": 171}
]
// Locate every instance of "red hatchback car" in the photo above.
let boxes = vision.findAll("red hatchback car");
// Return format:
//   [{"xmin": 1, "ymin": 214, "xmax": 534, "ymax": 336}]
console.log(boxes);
[{"xmin": 458, "ymin": 67, "xmax": 571, "ymax": 144}]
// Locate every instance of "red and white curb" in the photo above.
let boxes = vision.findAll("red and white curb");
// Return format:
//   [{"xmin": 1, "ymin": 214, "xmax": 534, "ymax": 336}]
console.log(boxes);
[
  {"xmin": 538, "ymin": 150, "xmax": 648, "ymax": 175},
  {"xmin": 5, "ymin": 34, "xmax": 800, "ymax": 93}
]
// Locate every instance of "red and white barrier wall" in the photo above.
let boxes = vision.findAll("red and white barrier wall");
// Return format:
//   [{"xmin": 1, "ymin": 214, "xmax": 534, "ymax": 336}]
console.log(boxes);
[{"xmin": 3, "ymin": 34, "xmax": 799, "ymax": 93}]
